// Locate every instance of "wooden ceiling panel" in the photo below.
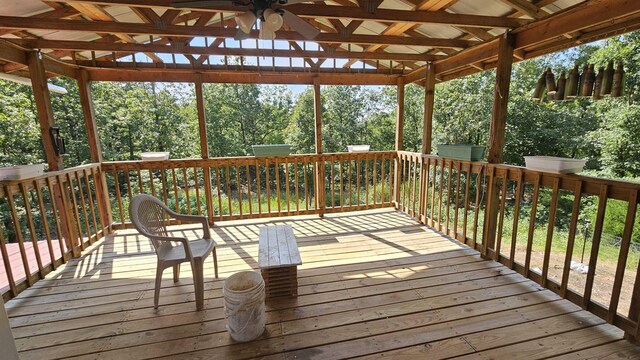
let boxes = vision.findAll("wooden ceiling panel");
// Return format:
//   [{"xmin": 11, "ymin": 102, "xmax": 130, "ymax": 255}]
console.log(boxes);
[{"xmin": 0, "ymin": 0, "xmax": 636, "ymax": 83}]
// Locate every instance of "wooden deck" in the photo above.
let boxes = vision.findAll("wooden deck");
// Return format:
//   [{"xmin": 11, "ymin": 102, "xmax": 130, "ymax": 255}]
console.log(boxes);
[{"xmin": 4, "ymin": 209, "xmax": 640, "ymax": 359}]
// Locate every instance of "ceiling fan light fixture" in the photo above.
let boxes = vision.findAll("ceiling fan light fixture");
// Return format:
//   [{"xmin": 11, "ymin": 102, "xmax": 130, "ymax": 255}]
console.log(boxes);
[
  {"xmin": 259, "ymin": 26, "xmax": 276, "ymax": 40},
  {"xmin": 262, "ymin": 9, "xmax": 283, "ymax": 31},
  {"xmin": 235, "ymin": 11, "xmax": 257, "ymax": 34}
]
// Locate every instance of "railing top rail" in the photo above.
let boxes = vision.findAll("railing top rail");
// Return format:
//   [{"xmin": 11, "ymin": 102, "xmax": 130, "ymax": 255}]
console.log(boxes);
[{"xmin": 101, "ymin": 151, "xmax": 397, "ymax": 167}]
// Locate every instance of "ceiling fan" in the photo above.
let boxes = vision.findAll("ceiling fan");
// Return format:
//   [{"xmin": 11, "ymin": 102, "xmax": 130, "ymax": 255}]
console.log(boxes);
[{"xmin": 171, "ymin": 0, "xmax": 323, "ymax": 40}]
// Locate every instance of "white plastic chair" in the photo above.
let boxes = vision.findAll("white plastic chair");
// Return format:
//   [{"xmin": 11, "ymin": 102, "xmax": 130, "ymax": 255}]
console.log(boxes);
[{"xmin": 129, "ymin": 194, "xmax": 218, "ymax": 310}]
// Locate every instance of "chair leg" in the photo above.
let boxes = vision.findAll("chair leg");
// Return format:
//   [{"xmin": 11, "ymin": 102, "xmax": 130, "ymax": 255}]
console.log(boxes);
[
  {"xmin": 154, "ymin": 265, "xmax": 164, "ymax": 309},
  {"xmin": 192, "ymin": 259, "xmax": 205, "ymax": 310},
  {"xmin": 213, "ymin": 247, "xmax": 218, "ymax": 278},
  {"xmin": 173, "ymin": 264, "xmax": 180, "ymax": 283}
]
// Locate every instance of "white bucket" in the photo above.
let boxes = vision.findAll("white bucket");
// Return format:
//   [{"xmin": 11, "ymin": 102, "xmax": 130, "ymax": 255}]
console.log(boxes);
[{"xmin": 223, "ymin": 271, "xmax": 266, "ymax": 342}]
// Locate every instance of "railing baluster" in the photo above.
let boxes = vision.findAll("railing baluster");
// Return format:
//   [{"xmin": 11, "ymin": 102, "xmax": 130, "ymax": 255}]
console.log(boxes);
[
  {"xmin": 182, "ymin": 168, "xmax": 191, "ymax": 215},
  {"xmin": 285, "ymin": 159, "xmax": 290, "ymax": 214},
  {"xmin": 294, "ymin": 161, "xmax": 299, "ymax": 213},
  {"xmin": 494, "ymin": 171, "xmax": 508, "ymax": 262},
  {"xmin": 124, "ymin": 169, "xmax": 133, "ymax": 202},
  {"xmin": 46, "ymin": 177, "xmax": 67, "ymax": 262},
  {"xmin": 19, "ymin": 183, "xmax": 44, "ymax": 279},
  {"xmin": 0, "ymin": 225, "xmax": 17, "ymax": 297},
  {"xmin": 373, "ymin": 154, "xmax": 378, "ymax": 206},
  {"xmin": 255, "ymin": 161, "xmax": 262, "ymax": 215},
  {"xmin": 247, "ymin": 163, "xmax": 253, "ymax": 216},
  {"xmin": 72, "ymin": 172, "xmax": 92, "ymax": 246},
  {"xmin": 34, "ymin": 181, "xmax": 56, "ymax": 269},
  {"xmin": 304, "ymin": 161, "xmax": 309, "ymax": 211},
  {"xmin": 171, "ymin": 167, "xmax": 179, "ymax": 213},
  {"xmin": 339, "ymin": 159, "xmax": 344, "ymax": 210},
  {"xmin": 365, "ymin": 156, "xmax": 370, "ymax": 207},
  {"xmin": 445, "ymin": 161, "xmax": 453, "ymax": 236},
  {"xmin": 524, "ymin": 173, "xmax": 541, "ymax": 277},
  {"xmin": 380, "ymin": 157, "xmax": 385, "ymax": 205},
  {"xmin": 347, "ymin": 159, "xmax": 352, "ymax": 209},
  {"xmin": 453, "ymin": 162, "xmax": 461, "ymax": 240},
  {"xmin": 266, "ymin": 160, "xmax": 271, "ymax": 214},
  {"xmin": 66, "ymin": 174, "xmax": 86, "ymax": 249},
  {"xmin": 437, "ymin": 159, "xmax": 445, "ymax": 232},
  {"xmin": 541, "ymin": 177, "xmax": 561, "ymax": 286},
  {"xmin": 331, "ymin": 158, "xmax": 335, "ymax": 209},
  {"xmin": 5, "ymin": 187, "xmax": 32, "ymax": 286},
  {"xmin": 237, "ymin": 161, "xmax": 243, "ymax": 219},
  {"xmin": 471, "ymin": 165, "xmax": 483, "ymax": 249},
  {"xmin": 193, "ymin": 167, "xmax": 202, "ymax": 215},
  {"xmin": 275, "ymin": 159, "xmax": 281, "ymax": 214},
  {"xmin": 430, "ymin": 158, "xmax": 437, "ymax": 228},
  {"xmin": 160, "ymin": 166, "xmax": 169, "ymax": 206},
  {"xmin": 136, "ymin": 168, "xmax": 143, "ymax": 194},
  {"xmin": 113, "ymin": 171, "xmax": 125, "ymax": 225},
  {"xmin": 225, "ymin": 163, "xmax": 232, "ymax": 217},
  {"xmin": 215, "ymin": 165, "xmax": 223, "ymax": 221},
  {"xmin": 83, "ymin": 170, "xmax": 100, "ymax": 241},
  {"xmin": 583, "ymin": 184, "xmax": 609, "ymax": 309},
  {"xmin": 148, "ymin": 169, "xmax": 155, "ymax": 197},
  {"xmin": 462, "ymin": 164, "xmax": 471, "ymax": 243},
  {"xmin": 509, "ymin": 170, "xmax": 524, "ymax": 269},
  {"xmin": 356, "ymin": 155, "xmax": 361, "ymax": 208},
  {"xmin": 608, "ymin": 189, "xmax": 638, "ymax": 323}
]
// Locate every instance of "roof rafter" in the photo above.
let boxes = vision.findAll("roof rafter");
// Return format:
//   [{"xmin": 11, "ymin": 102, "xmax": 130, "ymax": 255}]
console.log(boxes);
[
  {"xmin": 0, "ymin": 16, "xmax": 476, "ymax": 48},
  {"xmin": 51, "ymin": 0, "xmax": 528, "ymax": 28}
]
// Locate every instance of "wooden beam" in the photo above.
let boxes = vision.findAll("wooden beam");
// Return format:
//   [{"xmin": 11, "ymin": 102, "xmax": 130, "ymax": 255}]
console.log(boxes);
[
  {"xmin": 0, "ymin": 16, "xmax": 474, "ymax": 49},
  {"xmin": 194, "ymin": 78, "xmax": 215, "ymax": 224},
  {"xmin": 11, "ymin": 39, "xmax": 441, "ymax": 62},
  {"xmin": 483, "ymin": 32, "xmax": 515, "ymax": 256},
  {"xmin": 393, "ymin": 77, "xmax": 405, "ymax": 208},
  {"xmin": 487, "ymin": 32, "xmax": 514, "ymax": 164},
  {"xmin": 77, "ymin": 70, "xmax": 102, "ymax": 163},
  {"xmin": 422, "ymin": 62, "xmax": 435, "ymax": 155},
  {"xmin": 313, "ymin": 77, "xmax": 325, "ymax": 217},
  {"xmin": 84, "ymin": 68, "xmax": 400, "ymax": 85},
  {"xmin": 54, "ymin": 0, "xmax": 527, "ymax": 28},
  {"xmin": 27, "ymin": 51, "xmax": 63, "ymax": 171},
  {"xmin": 497, "ymin": 0, "xmax": 550, "ymax": 20},
  {"xmin": 27, "ymin": 50, "xmax": 80, "ymax": 256}
]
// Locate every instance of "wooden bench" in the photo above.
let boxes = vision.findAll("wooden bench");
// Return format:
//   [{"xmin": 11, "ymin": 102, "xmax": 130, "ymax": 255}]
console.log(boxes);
[{"xmin": 258, "ymin": 225, "xmax": 302, "ymax": 299}]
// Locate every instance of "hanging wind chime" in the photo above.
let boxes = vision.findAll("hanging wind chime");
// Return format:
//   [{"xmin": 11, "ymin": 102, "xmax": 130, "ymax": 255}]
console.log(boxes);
[{"xmin": 532, "ymin": 61, "xmax": 625, "ymax": 102}]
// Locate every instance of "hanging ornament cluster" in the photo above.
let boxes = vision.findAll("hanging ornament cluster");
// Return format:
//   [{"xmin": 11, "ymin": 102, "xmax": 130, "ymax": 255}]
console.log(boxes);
[{"xmin": 532, "ymin": 61, "xmax": 624, "ymax": 101}]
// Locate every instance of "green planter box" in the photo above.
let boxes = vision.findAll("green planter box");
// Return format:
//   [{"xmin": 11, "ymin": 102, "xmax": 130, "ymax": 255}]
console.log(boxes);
[
  {"xmin": 437, "ymin": 144, "xmax": 485, "ymax": 161},
  {"xmin": 252, "ymin": 144, "xmax": 292, "ymax": 157}
]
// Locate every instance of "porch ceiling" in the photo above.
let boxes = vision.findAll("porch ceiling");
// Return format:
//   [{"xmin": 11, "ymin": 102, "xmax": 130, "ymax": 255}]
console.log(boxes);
[
  {"xmin": 0, "ymin": 0, "xmax": 639, "ymax": 84},
  {"xmin": 5, "ymin": 209, "xmax": 640, "ymax": 358}
]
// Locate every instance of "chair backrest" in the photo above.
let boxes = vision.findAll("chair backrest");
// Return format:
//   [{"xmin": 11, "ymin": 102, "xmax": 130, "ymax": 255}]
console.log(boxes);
[{"xmin": 130, "ymin": 194, "xmax": 171, "ymax": 251}]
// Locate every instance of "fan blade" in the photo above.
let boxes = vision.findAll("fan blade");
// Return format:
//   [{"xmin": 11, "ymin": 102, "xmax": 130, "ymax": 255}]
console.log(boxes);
[
  {"xmin": 234, "ymin": 28, "xmax": 251, "ymax": 41},
  {"xmin": 282, "ymin": 0, "xmax": 326, "ymax": 5},
  {"xmin": 282, "ymin": 10, "xmax": 320, "ymax": 39},
  {"xmin": 171, "ymin": 0, "xmax": 234, "ymax": 8}
]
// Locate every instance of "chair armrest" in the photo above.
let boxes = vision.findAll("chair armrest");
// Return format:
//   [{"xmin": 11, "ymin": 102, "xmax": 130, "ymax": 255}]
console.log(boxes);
[
  {"xmin": 149, "ymin": 235, "xmax": 194, "ymax": 259},
  {"xmin": 169, "ymin": 213, "xmax": 211, "ymax": 239}
]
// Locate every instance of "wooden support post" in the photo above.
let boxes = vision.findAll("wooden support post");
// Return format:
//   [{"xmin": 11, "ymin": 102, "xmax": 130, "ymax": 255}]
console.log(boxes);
[
  {"xmin": 422, "ymin": 63, "xmax": 435, "ymax": 155},
  {"xmin": 393, "ymin": 76, "xmax": 405, "ymax": 208},
  {"xmin": 78, "ymin": 70, "xmax": 112, "ymax": 234},
  {"xmin": 27, "ymin": 50, "xmax": 80, "ymax": 256},
  {"xmin": 195, "ymin": 79, "xmax": 214, "ymax": 224},
  {"xmin": 313, "ymin": 77, "xmax": 325, "ymax": 217},
  {"xmin": 484, "ymin": 32, "xmax": 514, "ymax": 256}
]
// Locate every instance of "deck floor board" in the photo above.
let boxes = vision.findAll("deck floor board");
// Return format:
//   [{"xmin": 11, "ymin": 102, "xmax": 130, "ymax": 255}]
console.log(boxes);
[{"xmin": 5, "ymin": 209, "xmax": 640, "ymax": 359}]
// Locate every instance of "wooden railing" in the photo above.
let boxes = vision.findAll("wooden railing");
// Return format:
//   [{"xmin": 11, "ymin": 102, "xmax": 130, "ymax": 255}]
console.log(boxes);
[
  {"xmin": 0, "ymin": 163, "xmax": 109, "ymax": 301},
  {"xmin": 101, "ymin": 151, "xmax": 396, "ymax": 228},
  {"xmin": 397, "ymin": 150, "xmax": 640, "ymax": 341}
]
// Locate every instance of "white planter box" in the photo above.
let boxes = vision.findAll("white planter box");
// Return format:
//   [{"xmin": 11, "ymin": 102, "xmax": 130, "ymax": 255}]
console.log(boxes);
[
  {"xmin": 140, "ymin": 152, "xmax": 170, "ymax": 161},
  {"xmin": 524, "ymin": 156, "xmax": 587, "ymax": 174},
  {"xmin": 0, "ymin": 164, "xmax": 45, "ymax": 181},
  {"xmin": 347, "ymin": 145, "xmax": 370, "ymax": 153}
]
